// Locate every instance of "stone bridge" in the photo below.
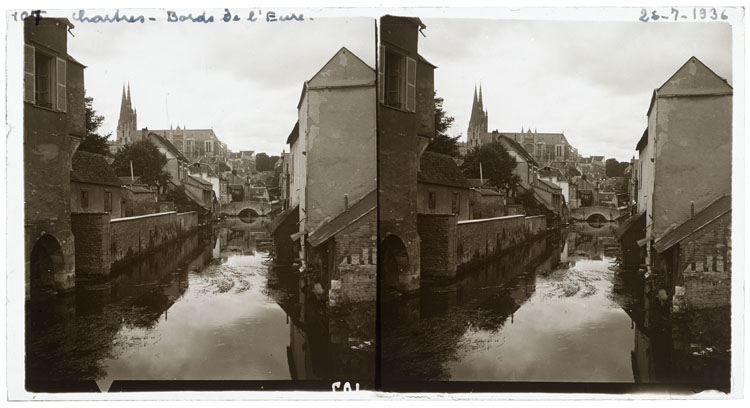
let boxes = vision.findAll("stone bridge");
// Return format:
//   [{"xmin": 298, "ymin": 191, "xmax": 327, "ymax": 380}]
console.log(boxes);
[
  {"xmin": 569, "ymin": 205, "xmax": 621, "ymax": 222},
  {"xmin": 222, "ymin": 200, "xmax": 272, "ymax": 217}
]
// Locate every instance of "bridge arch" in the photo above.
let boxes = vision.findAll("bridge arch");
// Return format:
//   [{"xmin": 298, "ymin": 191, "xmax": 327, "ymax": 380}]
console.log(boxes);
[
  {"xmin": 29, "ymin": 234, "xmax": 65, "ymax": 299},
  {"xmin": 381, "ymin": 235, "xmax": 410, "ymax": 295},
  {"xmin": 238, "ymin": 208, "xmax": 260, "ymax": 219}
]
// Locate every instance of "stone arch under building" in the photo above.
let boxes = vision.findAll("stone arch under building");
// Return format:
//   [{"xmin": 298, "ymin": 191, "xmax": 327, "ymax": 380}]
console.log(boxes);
[
  {"xmin": 381, "ymin": 234, "xmax": 410, "ymax": 295},
  {"xmin": 29, "ymin": 234, "xmax": 66, "ymax": 299}
]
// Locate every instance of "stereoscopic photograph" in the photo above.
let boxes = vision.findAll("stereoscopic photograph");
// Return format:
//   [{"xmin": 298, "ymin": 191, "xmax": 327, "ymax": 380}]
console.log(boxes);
[{"xmin": 4, "ymin": 4, "xmax": 744, "ymax": 400}]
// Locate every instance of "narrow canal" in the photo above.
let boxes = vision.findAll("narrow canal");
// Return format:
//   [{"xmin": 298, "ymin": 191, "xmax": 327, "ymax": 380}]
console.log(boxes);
[
  {"xmin": 25, "ymin": 217, "xmax": 374, "ymax": 391},
  {"xmin": 382, "ymin": 222, "xmax": 730, "ymax": 388}
]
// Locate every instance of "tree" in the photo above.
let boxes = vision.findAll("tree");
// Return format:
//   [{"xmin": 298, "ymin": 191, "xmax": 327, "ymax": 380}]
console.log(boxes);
[
  {"xmin": 78, "ymin": 93, "xmax": 112, "ymax": 155},
  {"xmin": 268, "ymin": 155, "xmax": 280, "ymax": 170},
  {"xmin": 426, "ymin": 91, "xmax": 460, "ymax": 157},
  {"xmin": 461, "ymin": 141, "xmax": 520, "ymax": 196},
  {"xmin": 256, "ymin": 153, "xmax": 270, "ymax": 171},
  {"xmin": 112, "ymin": 140, "xmax": 171, "ymax": 192}
]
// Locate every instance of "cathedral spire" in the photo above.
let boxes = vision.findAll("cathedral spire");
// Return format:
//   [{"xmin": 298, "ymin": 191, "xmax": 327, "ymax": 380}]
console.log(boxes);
[
  {"xmin": 127, "ymin": 82, "xmax": 132, "ymax": 106},
  {"xmin": 478, "ymin": 83, "xmax": 483, "ymax": 107}
]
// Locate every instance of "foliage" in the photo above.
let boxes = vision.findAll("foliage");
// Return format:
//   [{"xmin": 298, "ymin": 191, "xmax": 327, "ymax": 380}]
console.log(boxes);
[
  {"xmin": 517, "ymin": 188, "xmax": 547, "ymax": 217},
  {"xmin": 78, "ymin": 93, "xmax": 112, "ymax": 155},
  {"xmin": 461, "ymin": 141, "xmax": 520, "ymax": 195},
  {"xmin": 426, "ymin": 92, "xmax": 460, "ymax": 157},
  {"xmin": 112, "ymin": 139, "xmax": 171, "ymax": 192},
  {"xmin": 163, "ymin": 185, "xmax": 197, "ymax": 213},
  {"xmin": 268, "ymin": 155, "xmax": 280, "ymax": 169},
  {"xmin": 255, "ymin": 153, "xmax": 270, "ymax": 171},
  {"xmin": 605, "ymin": 158, "xmax": 630, "ymax": 177}
]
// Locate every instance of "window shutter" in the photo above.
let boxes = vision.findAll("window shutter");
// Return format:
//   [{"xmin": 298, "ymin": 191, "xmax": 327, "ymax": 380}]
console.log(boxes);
[
  {"xmin": 56, "ymin": 57, "xmax": 67, "ymax": 112},
  {"xmin": 405, "ymin": 56, "xmax": 417, "ymax": 112},
  {"xmin": 24, "ymin": 45, "xmax": 35, "ymax": 103},
  {"xmin": 377, "ymin": 45, "xmax": 385, "ymax": 104}
]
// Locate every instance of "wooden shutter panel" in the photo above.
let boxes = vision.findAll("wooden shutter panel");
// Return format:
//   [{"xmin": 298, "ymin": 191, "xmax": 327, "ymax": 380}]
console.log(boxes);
[
  {"xmin": 56, "ymin": 57, "xmax": 66, "ymax": 112},
  {"xmin": 405, "ymin": 56, "xmax": 417, "ymax": 112},
  {"xmin": 24, "ymin": 45, "xmax": 35, "ymax": 103},
  {"xmin": 377, "ymin": 45, "xmax": 385, "ymax": 104}
]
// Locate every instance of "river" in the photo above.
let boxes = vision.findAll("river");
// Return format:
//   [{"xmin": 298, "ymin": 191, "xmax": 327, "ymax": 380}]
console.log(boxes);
[
  {"xmin": 381, "ymin": 222, "xmax": 730, "ymax": 390},
  {"xmin": 25, "ymin": 217, "xmax": 374, "ymax": 392}
]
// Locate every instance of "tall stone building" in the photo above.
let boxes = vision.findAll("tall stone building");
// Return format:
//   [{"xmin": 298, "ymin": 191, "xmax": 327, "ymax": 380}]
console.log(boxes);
[
  {"xmin": 24, "ymin": 17, "xmax": 86, "ymax": 299},
  {"xmin": 116, "ymin": 83, "xmax": 138, "ymax": 145},
  {"xmin": 466, "ymin": 84, "xmax": 488, "ymax": 148}
]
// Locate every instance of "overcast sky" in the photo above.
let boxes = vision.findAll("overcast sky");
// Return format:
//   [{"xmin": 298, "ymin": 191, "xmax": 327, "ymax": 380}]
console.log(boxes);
[
  {"xmin": 418, "ymin": 19, "xmax": 733, "ymax": 162},
  {"xmin": 67, "ymin": 12, "xmax": 374, "ymax": 156}
]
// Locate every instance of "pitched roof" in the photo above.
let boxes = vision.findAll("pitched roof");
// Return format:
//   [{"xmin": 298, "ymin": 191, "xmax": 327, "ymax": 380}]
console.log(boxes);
[
  {"xmin": 537, "ymin": 178, "xmax": 562, "ymax": 191},
  {"xmin": 147, "ymin": 132, "xmax": 188, "ymax": 162},
  {"xmin": 287, "ymin": 121, "xmax": 299, "ymax": 145},
  {"xmin": 615, "ymin": 211, "xmax": 646, "ymax": 241},
  {"xmin": 474, "ymin": 187, "xmax": 504, "ymax": 196},
  {"xmin": 70, "ymin": 151, "xmax": 121, "ymax": 187},
  {"xmin": 418, "ymin": 151, "xmax": 470, "ymax": 189},
  {"xmin": 188, "ymin": 174, "xmax": 212, "ymax": 187},
  {"xmin": 119, "ymin": 176, "xmax": 142, "ymax": 186},
  {"xmin": 636, "ymin": 127, "xmax": 649, "ymax": 151},
  {"xmin": 466, "ymin": 178, "xmax": 490, "ymax": 188},
  {"xmin": 654, "ymin": 194, "xmax": 731, "ymax": 253},
  {"xmin": 498, "ymin": 135, "xmax": 538, "ymax": 166},
  {"xmin": 307, "ymin": 189, "xmax": 376, "ymax": 247},
  {"xmin": 123, "ymin": 185, "xmax": 155, "ymax": 194}
]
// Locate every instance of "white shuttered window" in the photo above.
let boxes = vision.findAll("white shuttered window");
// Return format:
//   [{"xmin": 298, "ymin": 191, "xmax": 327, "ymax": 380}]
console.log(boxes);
[
  {"xmin": 56, "ymin": 57, "xmax": 66, "ymax": 112},
  {"xmin": 405, "ymin": 56, "xmax": 417, "ymax": 112},
  {"xmin": 24, "ymin": 45, "xmax": 36, "ymax": 103}
]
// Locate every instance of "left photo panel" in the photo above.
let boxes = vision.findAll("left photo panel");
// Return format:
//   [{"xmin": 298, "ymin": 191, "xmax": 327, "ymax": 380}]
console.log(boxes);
[{"xmin": 10, "ymin": 9, "xmax": 377, "ymax": 395}]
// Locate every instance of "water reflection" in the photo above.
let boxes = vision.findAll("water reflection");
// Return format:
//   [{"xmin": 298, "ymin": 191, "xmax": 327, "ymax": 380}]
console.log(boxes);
[
  {"xmin": 383, "ymin": 222, "xmax": 729, "ymax": 389},
  {"xmin": 26, "ymin": 217, "xmax": 374, "ymax": 391}
]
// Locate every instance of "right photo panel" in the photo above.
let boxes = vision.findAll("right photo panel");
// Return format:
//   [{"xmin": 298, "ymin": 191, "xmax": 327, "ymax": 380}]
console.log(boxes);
[{"xmin": 377, "ymin": 12, "xmax": 734, "ymax": 393}]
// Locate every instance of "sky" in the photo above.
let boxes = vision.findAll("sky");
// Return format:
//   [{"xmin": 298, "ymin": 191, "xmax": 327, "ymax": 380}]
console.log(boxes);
[
  {"xmin": 66, "ymin": 11, "xmax": 375, "ymax": 156},
  {"xmin": 418, "ymin": 19, "xmax": 733, "ymax": 162}
]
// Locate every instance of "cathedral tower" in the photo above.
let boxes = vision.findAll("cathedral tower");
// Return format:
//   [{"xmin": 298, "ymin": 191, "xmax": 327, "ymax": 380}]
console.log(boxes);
[
  {"xmin": 117, "ymin": 82, "xmax": 138, "ymax": 145},
  {"xmin": 467, "ymin": 84, "xmax": 489, "ymax": 147}
]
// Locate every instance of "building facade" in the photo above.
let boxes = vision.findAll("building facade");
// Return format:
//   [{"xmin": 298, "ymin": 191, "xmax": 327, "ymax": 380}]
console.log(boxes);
[
  {"xmin": 70, "ymin": 151, "xmax": 123, "ymax": 216},
  {"xmin": 284, "ymin": 46, "xmax": 378, "ymax": 306},
  {"xmin": 24, "ymin": 17, "xmax": 86, "ymax": 299},
  {"xmin": 378, "ymin": 15, "xmax": 435, "ymax": 294},
  {"xmin": 417, "ymin": 151, "xmax": 471, "ymax": 221},
  {"xmin": 622, "ymin": 57, "xmax": 732, "ymax": 314}
]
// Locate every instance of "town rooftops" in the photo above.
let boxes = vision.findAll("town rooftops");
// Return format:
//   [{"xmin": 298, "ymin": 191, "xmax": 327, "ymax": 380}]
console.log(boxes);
[
  {"xmin": 418, "ymin": 151, "xmax": 470, "ymax": 189},
  {"xmin": 307, "ymin": 189, "xmax": 377, "ymax": 248},
  {"xmin": 70, "ymin": 151, "xmax": 121, "ymax": 187},
  {"xmin": 654, "ymin": 194, "xmax": 731, "ymax": 253}
]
